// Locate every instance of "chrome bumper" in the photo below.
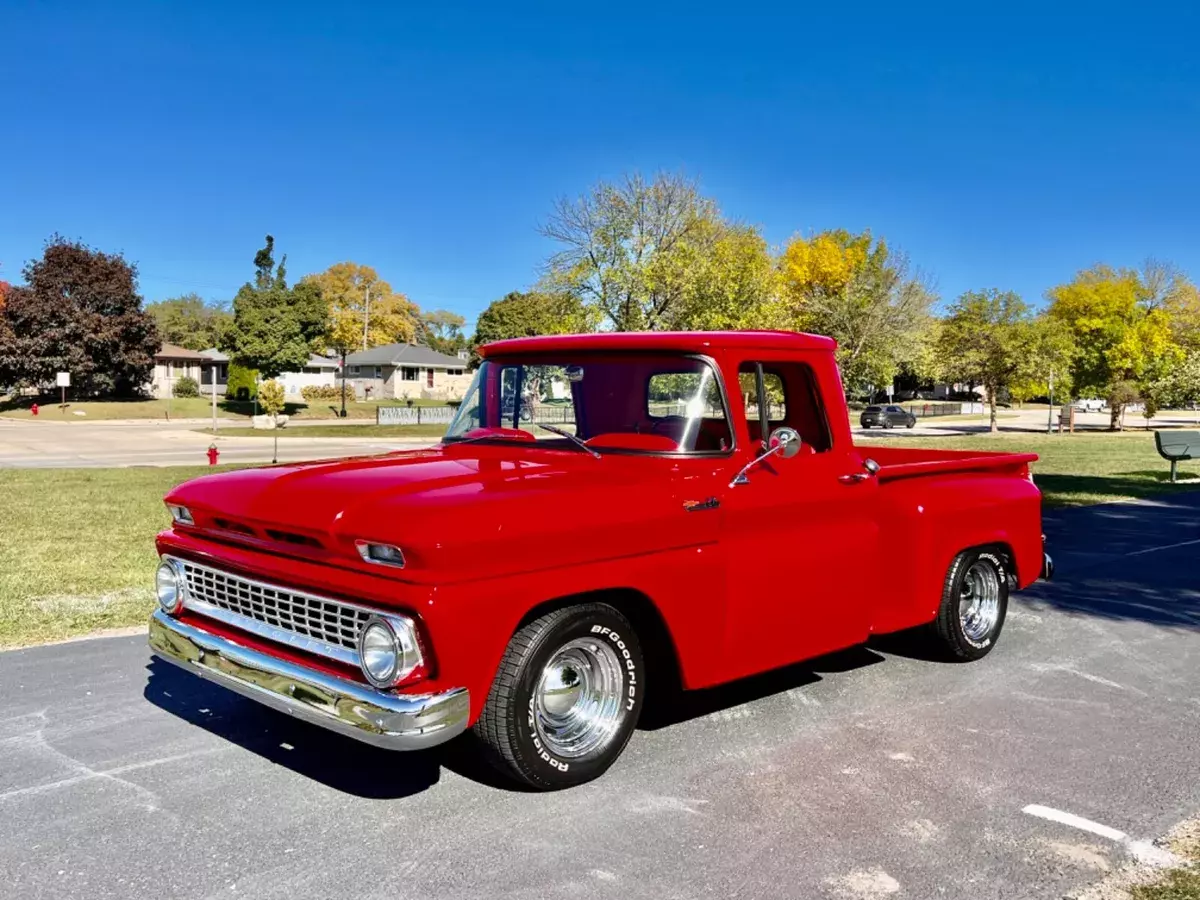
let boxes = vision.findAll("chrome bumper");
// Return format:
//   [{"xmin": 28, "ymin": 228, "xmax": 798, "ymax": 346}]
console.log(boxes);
[
  {"xmin": 148, "ymin": 610, "xmax": 469, "ymax": 751},
  {"xmin": 1042, "ymin": 552, "xmax": 1054, "ymax": 580}
]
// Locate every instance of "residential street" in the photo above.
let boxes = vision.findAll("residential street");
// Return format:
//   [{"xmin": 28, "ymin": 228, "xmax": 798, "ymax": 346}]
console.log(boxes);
[
  {"xmin": 1, "ymin": 495, "xmax": 1197, "ymax": 899},
  {"xmin": 0, "ymin": 418, "xmax": 436, "ymax": 468}
]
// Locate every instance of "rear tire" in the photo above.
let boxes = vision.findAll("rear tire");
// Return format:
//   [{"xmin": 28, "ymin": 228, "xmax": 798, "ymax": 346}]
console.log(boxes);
[
  {"xmin": 883, "ymin": 418, "xmax": 894, "ymax": 429},
  {"xmin": 930, "ymin": 549, "xmax": 1008, "ymax": 661},
  {"xmin": 474, "ymin": 603, "xmax": 644, "ymax": 790}
]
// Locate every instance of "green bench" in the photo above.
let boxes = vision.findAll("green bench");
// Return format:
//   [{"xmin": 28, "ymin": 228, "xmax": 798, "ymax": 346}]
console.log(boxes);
[{"xmin": 1154, "ymin": 430, "xmax": 1199, "ymax": 483}]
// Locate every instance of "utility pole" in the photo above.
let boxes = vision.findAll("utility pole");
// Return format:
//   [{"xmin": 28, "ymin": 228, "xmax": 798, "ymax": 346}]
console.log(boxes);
[
  {"xmin": 1046, "ymin": 369, "xmax": 1054, "ymax": 434},
  {"xmin": 339, "ymin": 347, "xmax": 348, "ymax": 418},
  {"xmin": 362, "ymin": 283, "xmax": 371, "ymax": 352}
]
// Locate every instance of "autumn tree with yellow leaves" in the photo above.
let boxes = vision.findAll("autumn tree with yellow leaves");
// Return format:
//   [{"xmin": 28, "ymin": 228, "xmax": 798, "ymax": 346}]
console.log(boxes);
[{"xmin": 302, "ymin": 262, "xmax": 420, "ymax": 353}]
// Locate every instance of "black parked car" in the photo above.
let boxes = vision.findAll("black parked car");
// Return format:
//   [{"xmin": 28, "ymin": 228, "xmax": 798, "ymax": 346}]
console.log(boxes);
[{"xmin": 860, "ymin": 404, "xmax": 916, "ymax": 429}]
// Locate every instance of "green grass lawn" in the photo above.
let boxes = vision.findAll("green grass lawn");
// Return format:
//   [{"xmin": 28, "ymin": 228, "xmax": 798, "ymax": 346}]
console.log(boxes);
[
  {"xmin": 0, "ymin": 466, "xmax": 227, "ymax": 647},
  {"xmin": 861, "ymin": 431, "xmax": 1200, "ymax": 507},
  {"xmin": 0, "ymin": 395, "xmax": 454, "ymax": 421},
  {"xmin": 207, "ymin": 423, "xmax": 449, "ymax": 438}
]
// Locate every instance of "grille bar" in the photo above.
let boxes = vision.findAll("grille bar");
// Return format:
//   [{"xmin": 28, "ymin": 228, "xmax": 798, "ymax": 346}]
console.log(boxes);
[{"xmin": 171, "ymin": 557, "xmax": 372, "ymax": 667}]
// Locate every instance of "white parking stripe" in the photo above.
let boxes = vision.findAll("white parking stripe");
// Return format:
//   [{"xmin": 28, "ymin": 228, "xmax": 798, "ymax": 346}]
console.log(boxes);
[
  {"xmin": 1124, "ymin": 538, "xmax": 1200, "ymax": 557},
  {"xmin": 1022, "ymin": 805, "xmax": 1181, "ymax": 867},
  {"xmin": 1022, "ymin": 805, "xmax": 1128, "ymax": 841}
]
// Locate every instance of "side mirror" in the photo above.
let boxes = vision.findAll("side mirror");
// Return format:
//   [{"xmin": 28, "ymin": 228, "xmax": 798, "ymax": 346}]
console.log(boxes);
[
  {"xmin": 769, "ymin": 426, "xmax": 803, "ymax": 459},
  {"xmin": 731, "ymin": 426, "xmax": 803, "ymax": 486}
]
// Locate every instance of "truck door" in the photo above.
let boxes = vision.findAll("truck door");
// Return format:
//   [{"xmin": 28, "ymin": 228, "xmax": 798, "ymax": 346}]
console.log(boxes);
[{"xmin": 719, "ymin": 359, "xmax": 880, "ymax": 680}]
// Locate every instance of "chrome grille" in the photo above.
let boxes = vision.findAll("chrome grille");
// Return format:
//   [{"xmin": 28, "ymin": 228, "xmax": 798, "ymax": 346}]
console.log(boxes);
[{"xmin": 173, "ymin": 557, "xmax": 371, "ymax": 666}]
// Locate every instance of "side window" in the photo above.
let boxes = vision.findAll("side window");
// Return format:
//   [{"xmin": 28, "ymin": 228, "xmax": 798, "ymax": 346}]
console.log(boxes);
[
  {"xmin": 739, "ymin": 362, "xmax": 833, "ymax": 453},
  {"xmin": 647, "ymin": 372, "xmax": 726, "ymax": 419}
]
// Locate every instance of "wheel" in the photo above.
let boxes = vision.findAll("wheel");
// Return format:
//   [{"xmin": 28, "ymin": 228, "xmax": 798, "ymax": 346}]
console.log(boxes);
[
  {"xmin": 883, "ymin": 418, "xmax": 894, "ymax": 429},
  {"xmin": 474, "ymin": 603, "xmax": 644, "ymax": 790},
  {"xmin": 906, "ymin": 419, "xmax": 916, "ymax": 429},
  {"xmin": 930, "ymin": 549, "xmax": 1009, "ymax": 661}
]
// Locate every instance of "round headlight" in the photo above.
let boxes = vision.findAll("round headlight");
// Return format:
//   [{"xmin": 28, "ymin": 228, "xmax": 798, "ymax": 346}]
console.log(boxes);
[
  {"xmin": 358, "ymin": 615, "xmax": 422, "ymax": 688},
  {"xmin": 155, "ymin": 561, "xmax": 183, "ymax": 614}
]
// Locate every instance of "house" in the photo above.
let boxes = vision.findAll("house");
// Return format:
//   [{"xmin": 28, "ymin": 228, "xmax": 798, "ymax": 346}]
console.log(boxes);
[
  {"xmin": 151, "ymin": 344, "xmax": 206, "ymax": 397},
  {"xmin": 198, "ymin": 349, "xmax": 340, "ymax": 398},
  {"xmin": 339, "ymin": 343, "xmax": 471, "ymax": 401}
]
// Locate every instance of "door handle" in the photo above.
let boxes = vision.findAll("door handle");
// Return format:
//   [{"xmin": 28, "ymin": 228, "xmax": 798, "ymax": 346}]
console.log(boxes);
[{"xmin": 838, "ymin": 473, "xmax": 870, "ymax": 484}]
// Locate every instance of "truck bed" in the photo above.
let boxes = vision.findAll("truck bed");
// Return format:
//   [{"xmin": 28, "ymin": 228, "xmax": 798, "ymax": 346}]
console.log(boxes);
[{"xmin": 858, "ymin": 444, "xmax": 1038, "ymax": 482}]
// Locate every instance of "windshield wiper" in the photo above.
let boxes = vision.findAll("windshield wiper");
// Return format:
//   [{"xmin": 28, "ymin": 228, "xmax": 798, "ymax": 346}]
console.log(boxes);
[{"xmin": 535, "ymin": 423, "xmax": 601, "ymax": 458}]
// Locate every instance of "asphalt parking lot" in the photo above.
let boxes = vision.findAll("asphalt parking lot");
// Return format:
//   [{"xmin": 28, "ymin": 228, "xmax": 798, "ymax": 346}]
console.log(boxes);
[{"xmin": 1, "ymin": 495, "xmax": 1198, "ymax": 899}]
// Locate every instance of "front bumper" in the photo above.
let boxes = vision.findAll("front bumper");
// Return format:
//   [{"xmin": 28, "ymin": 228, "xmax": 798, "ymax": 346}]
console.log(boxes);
[{"xmin": 148, "ymin": 610, "xmax": 469, "ymax": 751}]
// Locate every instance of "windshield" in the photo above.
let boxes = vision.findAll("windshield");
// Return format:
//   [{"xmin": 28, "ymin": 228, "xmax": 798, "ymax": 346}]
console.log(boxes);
[{"xmin": 444, "ymin": 353, "xmax": 732, "ymax": 454}]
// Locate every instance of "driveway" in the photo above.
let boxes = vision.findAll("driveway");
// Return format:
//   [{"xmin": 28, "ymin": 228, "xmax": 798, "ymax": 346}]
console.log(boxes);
[
  {"xmin": 0, "ymin": 418, "xmax": 436, "ymax": 467},
  {"xmin": 1, "ymin": 496, "xmax": 1198, "ymax": 899}
]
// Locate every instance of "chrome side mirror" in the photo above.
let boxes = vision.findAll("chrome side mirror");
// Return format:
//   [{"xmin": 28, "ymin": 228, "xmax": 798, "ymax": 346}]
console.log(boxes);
[
  {"xmin": 730, "ymin": 426, "xmax": 803, "ymax": 486},
  {"xmin": 770, "ymin": 426, "xmax": 802, "ymax": 459}
]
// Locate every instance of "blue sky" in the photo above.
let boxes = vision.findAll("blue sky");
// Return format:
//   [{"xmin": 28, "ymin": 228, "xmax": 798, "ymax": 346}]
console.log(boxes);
[{"xmin": 3, "ymin": 1, "xmax": 1198, "ymax": 330}]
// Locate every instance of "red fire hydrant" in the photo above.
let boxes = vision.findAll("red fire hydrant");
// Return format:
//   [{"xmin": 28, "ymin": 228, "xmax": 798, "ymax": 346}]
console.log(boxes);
[
  {"xmin": 207, "ymin": 444, "xmax": 220, "ymax": 466},
  {"xmin": 31, "ymin": 403, "xmax": 38, "ymax": 416}
]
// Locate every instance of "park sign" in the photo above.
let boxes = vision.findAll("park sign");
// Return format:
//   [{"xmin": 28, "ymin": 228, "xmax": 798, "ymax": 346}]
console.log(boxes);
[
  {"xmin": 56, "ymin": 372, "xmax": 70, "ymax": 387},
  {"xmin": 377, "ymin": 405, "xmax": 456, "ymax": 425}
]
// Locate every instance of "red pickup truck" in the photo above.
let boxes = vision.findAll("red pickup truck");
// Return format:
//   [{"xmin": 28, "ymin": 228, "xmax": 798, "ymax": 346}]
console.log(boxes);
[{"xmin": 149, "ymin": 331, "xmax": 1051, "ymax": 789}]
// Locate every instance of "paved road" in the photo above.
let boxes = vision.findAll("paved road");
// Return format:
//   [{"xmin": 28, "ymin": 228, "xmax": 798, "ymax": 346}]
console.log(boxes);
[
  {"xmin": 0, "ymin": 418, "xmax": 436, "ymax": 467},
  {"xmin": 2, "ymin": 499, "xmax": 1199, "ymax": 899}
]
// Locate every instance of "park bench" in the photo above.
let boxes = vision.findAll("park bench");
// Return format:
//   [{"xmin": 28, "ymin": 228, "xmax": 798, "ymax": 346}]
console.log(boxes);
[{"xmin": 1154, "ymin": 430, "xmax": 1199, "ymax": 483}]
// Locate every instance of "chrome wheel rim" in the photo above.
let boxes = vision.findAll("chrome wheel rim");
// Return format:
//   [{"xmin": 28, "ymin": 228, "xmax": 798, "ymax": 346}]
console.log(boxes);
[
  {"xmin": 533, "ymin": 637, "xmax": 625, "ymax": 758},
  {"xmin": 959, "ymin": 560, "xmax": 1001, "ymax": 642}
]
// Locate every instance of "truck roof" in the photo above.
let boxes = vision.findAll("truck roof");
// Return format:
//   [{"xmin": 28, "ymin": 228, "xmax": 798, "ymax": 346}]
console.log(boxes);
[{"xmin": 480, "ymin": 330, "xmax": 837, "ymax": 357}]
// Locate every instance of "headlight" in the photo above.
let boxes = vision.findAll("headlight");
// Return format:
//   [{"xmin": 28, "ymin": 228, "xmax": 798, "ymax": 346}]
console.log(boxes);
[
  {"xmin": 358, "ymin": 614, "xmax": 422, "ymax": 688},
  {"xmin": 155, "ymin": 560, "xmax": 184, "ymax": 614},
  {"xmin": 168, "ymin": 505, "xmax": 194, "ymax": 525}
]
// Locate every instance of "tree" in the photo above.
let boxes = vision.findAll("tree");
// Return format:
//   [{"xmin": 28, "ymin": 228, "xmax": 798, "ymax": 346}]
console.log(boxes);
[
  {"xmin": 471, "ymin": 291, "xmax": 590, "ymax": 366},
  {"xmin": 539, "ymin": 171, "xmax": 721, "ymax": 331},
  {"xmin": 665, "ymin": 223, "xmax": 780, "ymax": 330},
  {"xmin": 0, "ymin": 237, "xmax": 158, "ymax": 396},
  {"xmin": 1147, "ymin": 349, "xmax": 1200, "ymax": 409},
  {"xmin": 145, "ymin": 293, "xmax": 231, "ymax": 351},
  {"xmin": 1047, "ymin": 265, "xmax": 1181, "ymax": 429},
  {"xmin": 223, "ymin": 236, "xmax": 327, "ymax": 379},
  {"xmin": 301, "ymin": 261, "xmax": 418, "ymax": 352},
  {"xmin": 418, "ymin": 309, "xmax": 468, "ymax": 356},
  {"xmin": 258, "ymin": 379, "xmax": 287, "ymax": 464},
  {"xmin": 778, "ymin": 230, "xmax": 935, "ymax": 395},
  {"xmin": 936, "ymin": 290, "xmax": 1048, "ymax": 432}
]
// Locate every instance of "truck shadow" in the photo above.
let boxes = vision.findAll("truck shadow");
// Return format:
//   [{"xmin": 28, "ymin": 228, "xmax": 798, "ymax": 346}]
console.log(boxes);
[
  {"xmin": 142, "ymin": 659, "xmax": 515, "ymax": 797},
  {"xmin": 639, "ymin": 644, "xmax": 888, "ymax": 729}
]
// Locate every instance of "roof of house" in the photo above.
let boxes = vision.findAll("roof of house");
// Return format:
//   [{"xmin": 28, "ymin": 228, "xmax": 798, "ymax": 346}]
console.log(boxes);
[
  {"xmin": 200, "ymin": 349, "xmax": 338, "ymax": 370},
  {"xmin": 481, "ymin": 330, "xmax": 837, "ymax": 358},
  {"xmin": 156, "ymin": 343, "xmax": 208, "ymax": 361},
  {"xmin": 343, "ymin": 343, "xmax": 467, "ymax": 368}
]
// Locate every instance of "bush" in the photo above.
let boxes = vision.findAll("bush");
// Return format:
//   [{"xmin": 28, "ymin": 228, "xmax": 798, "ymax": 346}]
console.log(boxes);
[
  {"xmin": 301, "ymin": 384, "xmax": 341, "ymax": 402},
  {"xmin": 225, "ymin": 363, "xmax": 259, "ymax": 401},
  {"xmin": 173, "ymin": 376, "xmax": 199, "ymax": 398}
]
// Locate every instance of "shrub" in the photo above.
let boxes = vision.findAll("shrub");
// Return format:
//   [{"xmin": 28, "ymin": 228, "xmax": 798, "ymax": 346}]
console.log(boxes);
[
  {"xmin": 173, "ymin": 375, "xmax": 199, "ymax": 398},
  {"xmin": 301, "ymin": 384, "xmax": 341, "ymax": 402},
  {"xmin": 225, "ymin": 363, "xmax": 259, "ymax": 401}
]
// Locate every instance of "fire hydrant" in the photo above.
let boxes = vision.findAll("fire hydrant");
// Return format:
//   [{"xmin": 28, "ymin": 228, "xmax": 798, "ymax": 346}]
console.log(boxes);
[
  {"xmin": 30, "ymin": 403, "xmax": 38, "ymax": 416},
  {"xmin": 207, "ymin": 444, "xmax": 220, "ymax": 466}
]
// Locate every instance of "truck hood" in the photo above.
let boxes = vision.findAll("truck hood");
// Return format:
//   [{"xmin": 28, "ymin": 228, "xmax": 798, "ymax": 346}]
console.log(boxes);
[{"xmin": 165, "ymin": 446, "xmax": 716, "ymax": 582}]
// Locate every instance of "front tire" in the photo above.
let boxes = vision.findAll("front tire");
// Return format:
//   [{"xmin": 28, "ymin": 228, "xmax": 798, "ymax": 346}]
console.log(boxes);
[
  {"xmin": 883, "ymin": 418, "xmax": 894, "ymax": 429},
  {"xmin": 930, "ymin": 549, "xmax": 1009, "ymax": 661},
  {"xmin": 474, "ymin": 603, "xmax": 644, "ymax": 790}
]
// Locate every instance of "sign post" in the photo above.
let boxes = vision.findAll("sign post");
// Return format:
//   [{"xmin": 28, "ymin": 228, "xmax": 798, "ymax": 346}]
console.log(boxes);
[
  {"xmin": 212, "ymin": 364, "xmax": 218, "ymax": 434},
  {"xmin": 56, "ymin": 372, "xmax": 70, "ymax": 415}
]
